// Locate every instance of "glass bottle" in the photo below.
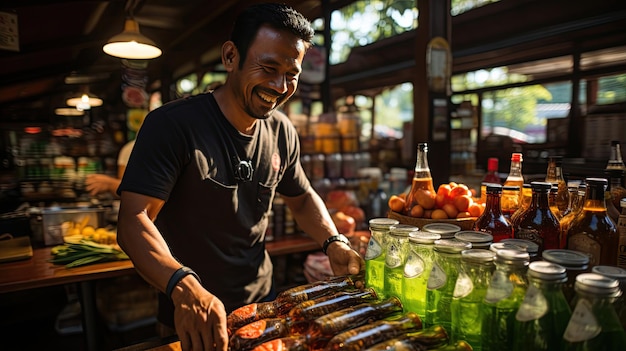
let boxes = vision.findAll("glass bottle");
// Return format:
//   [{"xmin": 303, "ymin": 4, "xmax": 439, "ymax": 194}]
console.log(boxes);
[
  {"xmin": 402, "ymin": 231, "xmax": 441, "ymax": 320},
  {"xmin": 405, "ymin": 143, "xmax": 436, "ymax": 214},
  {"xmin": 567, "ymin": 178, "xmax": 619, "ymax": 267},
  {"xmin": 545, "ymin": 155, "xmax": 570, "ymax": 218},
  {"xmin": 324, "ymin": 311, "xmax": 423, "ymax": 351},
  {"xmin": 287, "ymin": 288, "xmax": 379, "ymax": 335},
  {"xmin": 384, "ymin": 224, "xmax": 418, "ymax": 301},
  {"xmin": 510, "ymin": 184, "xmax": 532, "ymax": 226},
  {"xmin": 250, "ymin": 335, "xmax": 308, "ymax": 351},
  {"xmin": 450, "ymin": 249, "xmax": 496, "ymax": 350},
  {"xmin": 542, "ymin": 249, "xmax": 590, "ymax": 306},
  {"xmin": 500, "ymin": 238, "xmax": 540, "ymax": 261},
  {"xmin": 480, "ymin": 249, "xmax": 530, "ymax": 351},
  {"xmin": 455, "ymin": 230, "xmax": 493, "ymax": 250},
  {"xmin": 228, "ymin": 300, "xmax": 281, "ymax": 336},
  {"xmin": 229, "ymin": 317, "xmax": 292, "ymax": 351},
  {"xmin": 425, "ymin": 238, "xmax": 472, "ymax": 330},
  {"xmin": 501, "ymin": 185, "xmax": 521, "ymax": 220},
  {"xmin": 360, "ymin": 325, "xmax": 450, "ymax": 351},
  {"xmin": 365, "ymin": 218, "xmax": 399, "ymax": 298},
  {"xmin": 305, "ymin": 296, "xmax": 404, "ymax": 350},
  {"xmin": 548, "ymin": 185, "xmax": 563, "ymax": 221},
  {"xmin": 274, "ymin": 274, "xmax": 357, "ymax": 315},
  {"xmin": 504, "ymin": 152, "xmax": 525, "ymax": 203},
  {"xmin": 560, "ymin": 183, "xmax": 587, "ymax": 247},
  {"xmin": 473, "ymin": 184, "xmax": 514, "ymax": 243},
  {"xmin": 618, "ymin": 198, "xmax": 626, "ymax": 270},
  {"xmin": 605, "ymin": 170, "xmax": 623, "ymax": 225},
  {"xmin": 432, "ymin": 341, "xmax": 475, "ymax": 351},
  {"xmin": 512, "ymin": 261, "xmax": 572, "ymax": 351},
  {"xmin": 481, "ymin": 157, "xmax": 501, "ymax": 203},
  {"xmin": 608, "ymin": 169, "xmax": 626, "ymax": 211},
  {"xmin": 562, "ymin": 273, "xmax": 626, "ymax": 350},
  {"xmin": 606, "ymin": 140, "xmax": 626, "ymax": 171},
  {"xmin": 514, "ymin": 182, "xmax": 561, "ymax": 255},
  {"xmin": 591, "ymin": 265, "xmax": 626, "ymax": 331}
]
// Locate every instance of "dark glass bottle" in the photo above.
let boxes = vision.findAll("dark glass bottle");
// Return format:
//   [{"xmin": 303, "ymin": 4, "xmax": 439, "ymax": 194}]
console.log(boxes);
[
  {"xmin": 548, "ymin": 185, "xmax": 562, "ymax": 220},
  {"xmin": 605, "ymin": 140, "xmax": 626, "ymax": 171},
  {"xmin": 361, "ymin": 325, "xmax": 450, "ymax": 351},
  {"xmin": 605, "ymin": 170, "xmax": 624, "ymax": 224},
  {"xmin": 229, "ymin": 317, "xmax": 291, "ymax": 351},
  {"xmin": 473, "ymin": 183, "xmax": 514, "ymax": 243},
  {"xmin": 512, "ymin": 261, "xmax": 572, "ymax": 351},
  {"xmin": 274, "ymin": 274, "xmax": 357, "ymax": 315},
  {"xmin": 560, "ymin": 183, "xmax": 587, "ymax": 247},
  {"xmin": 545, "ymin": 155, "xmax": 570, "ymax": 218},
  {"xmin": 250, "ymin": 335, "xmax": 308, "ymax": 351},
  {"xmin": 514, "ymin": 182, "xmax": 561, "ymax": 255},
  {"xmin": 405, "ymin": 143, "xmax": 436, "ymax": 214},
  {"xmin": 510, "ymin": 184, "xmax": 532, "ymax": 226},
  {"xmin": 542, "ymin": 249, "xmax": 590, "ymax": 306},
  {"xmin": 567, "ymin": 178, "xmax": 619, "ymax": 267},
  {"xmin": 228, "ymin": 301, "xmax": 280, "ymax": 336},
  {"xmin": 305, "ymin": 296, "xmax": 404, "ymax": 350},
  {"xmin": 480, "ymin": 249, "xmax": 530, "ymax": 351},
  {"xmin": 287, "ymin": 288, "xmax": 379, "ymax": 335},
  {"xmin": 324, "ymin": 312, "xmax": 423, "ymax": 351},
  {"xmin": 562, "ymin": 273, "xmax": 626, "ymax": 350}
]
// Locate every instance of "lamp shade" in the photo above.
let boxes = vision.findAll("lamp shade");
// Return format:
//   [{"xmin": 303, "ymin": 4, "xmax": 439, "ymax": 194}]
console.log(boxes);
[
  {"xmin": 66, "ymin": 94, "xmax": 103, "ymax": 111},
  {"xmin": 103, "ymin": 19, "xmax": 162, "ymax": 59}
]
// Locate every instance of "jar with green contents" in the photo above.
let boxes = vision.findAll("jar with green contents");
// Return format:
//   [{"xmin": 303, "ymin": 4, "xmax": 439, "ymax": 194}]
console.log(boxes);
[
  {"xmin": 451, "ymin": 249, "xmax": 495, "ymax": 351},
  {"xmin": 542, "ymin": 249, "xmax": 590, "ymax": 306},
  {"xmin": 384, "ymin": 224, "xmax": 419, "ymax": 301},
  {"xmin": 365, "ymin": 218, "xmax": 399, "ymax": 298},
  {"xmin": 591, "ymin": 265, "xmax": 626, "ymax": 331},
  {"xmin": 480, "ymin": 249, "xmax": 530, "ymax": 351},
  {"xmin": 425, "ymin": 238, "xmax": 471, "ymax": 330},
  {"xmin": 402, "ymin": 231, "xmax": 441, "ymax": 320},
  {"xmin": 512, "ymin": 261, "xmax": 572, "ymax": 351}
]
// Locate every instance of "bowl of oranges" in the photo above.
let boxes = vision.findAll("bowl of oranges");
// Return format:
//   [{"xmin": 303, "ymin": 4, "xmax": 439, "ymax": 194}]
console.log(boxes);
[{"xmin": 387, "ymin": 181, "xmax": 484, "ymax": 231}]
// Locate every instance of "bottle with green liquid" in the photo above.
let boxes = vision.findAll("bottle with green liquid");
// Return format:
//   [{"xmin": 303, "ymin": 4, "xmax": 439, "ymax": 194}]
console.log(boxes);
[{"xmin": 365, "ymin": 218, "xmax": 398, "ymax": 298}]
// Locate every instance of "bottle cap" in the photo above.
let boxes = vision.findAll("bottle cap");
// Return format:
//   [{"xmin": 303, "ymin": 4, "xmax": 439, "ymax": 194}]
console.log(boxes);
[
  {"xmin": 528, "ymin": 261, "xmax": 567, "ymax": 282},
  {"xmin": 434, "ymin": 238, "xmax": 472, "ymax": 253},
  {"xmin": 592, "ymin": 265, "xmax": 626, "ymax": 286},
  {"xmin": 408, "ymin": 231, "xmax": 441, "ymax": 245},
  {"xmin": 500, "ymin": 238, "xmax": 539, "ymax": 256},
  {"xmin": 530, "ymin": 181, "xmax": 552, "ymax": 191},
  {"xmin": 486, "ymin": 183, "xmax": 503, "ymax": 194},
  {"xmin": 575, "ymin": 273, "xmax": 621, "ymax": 297},
  {"xmin": 369, "ymin": 218, "xmax": 399, "ymax": 231},
  {"xmin": 455, "ymin": 231, "xmax": 493, "ymax": 245},
  {"xmin": 502, "ymin": 185, "xmax": 520, "ymax": 191},
  {"xmin": 422, "ymin": 223, "xmax": 461, "ymax": 238},
  {"xmin": 488, "ymin": 158, "xmax": 499, "ymax": 171},
  {"xmin": 490, "ymin": 242, "xmax": 527, "ymax": 253},
  {"xmin": 389, "ymin": 224, "xmax": 419, "ymax": 237},
  {"xmin": 511, "ymin": 153, "xmax": 523, "ymax": 162},
  {"xmin": 495, "ymin": 248, "xmax": 530, "ymax": 266},
  {"xmin": 461, "ymin": 249, "xmax": 495, "ymax": 263},
  {"xmin": 542, "ymin": 249, "xmax": 589, "ymax": 270}
]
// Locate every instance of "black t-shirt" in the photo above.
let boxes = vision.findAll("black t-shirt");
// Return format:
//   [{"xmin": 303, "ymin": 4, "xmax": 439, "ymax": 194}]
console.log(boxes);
[{"xmin": 118, "ymin": 93, "xmax": 310, "ymax": 324}]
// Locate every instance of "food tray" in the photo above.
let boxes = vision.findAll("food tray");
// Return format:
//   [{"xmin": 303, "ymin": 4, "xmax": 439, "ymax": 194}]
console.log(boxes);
[{"xmin": 40, "ymin": 207, "xmax": 107, "ymax": 246}]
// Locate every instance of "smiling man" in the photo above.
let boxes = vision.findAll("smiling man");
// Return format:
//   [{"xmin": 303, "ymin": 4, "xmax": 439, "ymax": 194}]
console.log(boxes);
[{"xmin": 115, "ymin": 3, "xmax": 364, "ymax": 351}]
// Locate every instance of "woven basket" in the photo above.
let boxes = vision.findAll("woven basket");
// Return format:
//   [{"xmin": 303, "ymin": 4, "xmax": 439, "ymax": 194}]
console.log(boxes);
[{"xmin": 387, "ymin": 210, "xmax": 476, "ymax": 231}]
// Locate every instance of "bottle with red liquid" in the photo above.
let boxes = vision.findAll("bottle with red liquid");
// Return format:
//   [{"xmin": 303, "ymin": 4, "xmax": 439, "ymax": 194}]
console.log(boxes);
[
  {"xmin": 481, "ymin": 157, "xmax": 501, "ymax": 203},
  {"xmin": 473, "ymin": 183, "xmax": 514, "ymax": 243},
  {"xmin": 514, "ymin": 182, "xmax": 561, "ymax": 255},
  {"xmin": 405, "ymin": 143, "xmax": 436, "ymax": 214}
]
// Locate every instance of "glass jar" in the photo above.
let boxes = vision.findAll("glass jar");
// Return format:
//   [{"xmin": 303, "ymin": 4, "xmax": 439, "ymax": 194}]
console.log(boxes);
[
  {"xmin": 365, "ymin": 218, "xmax": 399, "ymax": 297},
  {"xmin": 422, "ymin": 223, "xmax": 462, "ymax": 239},
  {"xmin": 541, "ymin": 249, "xmax": 590, "ymax": 306},
  {"xmin": 591, "ymin": 265, "xmax": 626, "ymax": 331},
  {"xmin": 402, "ymin": 231, "xmax": 441, "ymax": 320},
  {"xmin": 455, "ymin": 230, "xmax": 493, "ymax": 250},
  {"xmin": 384, "ymin": 224, "xmax": 419, "ymax": 301},
  {"xmin": 500, "ymin": 238, "xmax": 539, "ymax": 261}
]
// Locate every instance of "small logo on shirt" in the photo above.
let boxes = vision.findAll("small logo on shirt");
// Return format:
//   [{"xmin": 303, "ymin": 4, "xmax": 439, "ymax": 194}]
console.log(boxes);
[{"xmin": 271, "ymin": 153, "xmax": 281, "ymax": 171}]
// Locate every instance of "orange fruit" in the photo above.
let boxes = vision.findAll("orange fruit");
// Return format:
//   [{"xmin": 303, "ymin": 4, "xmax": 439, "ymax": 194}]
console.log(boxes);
[
  {"xmin": 442, "ymin": 203, "xmax": 459, "ymax": 219},
  {"xmin": 410, "ymin": 204, "xmax": 425, "ymax": 218},
  {"xmin": 453, "ymin": 195, "xmax": 473, "ymax": 212},
  {"xmin": 388, "ymin": 195, "xmax": 406, "ymax": 213},
  {"xmin": 437, "ymin": 184, "xmax": 451, "ymax": 198},
  {"xmin": 431, "ymin": 209, "xmax": 448, "ymax": 219},
  {"xmin": 415, "ymin": 189, "xmax": 436, "ymax": 209},
  {"xmin": 468, "ymin": 203, "xmax": 483, "ymax": 217},
  {"xmin": 457, "ymin": 211, "xmax": 472, "ymax": 218},
  {"xmin": 449, "ymin": 184, "xmax": 471, "ymax": 199}
]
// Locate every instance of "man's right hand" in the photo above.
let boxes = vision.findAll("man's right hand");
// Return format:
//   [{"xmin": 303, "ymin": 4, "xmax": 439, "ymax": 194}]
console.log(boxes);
[{"xmin": 171, "ymin": 275, "xmax": 228, "ymax": 351}]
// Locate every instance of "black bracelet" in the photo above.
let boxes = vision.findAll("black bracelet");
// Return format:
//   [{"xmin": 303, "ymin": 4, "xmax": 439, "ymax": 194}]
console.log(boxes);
[
  {"xmin": 322, "ymin": 234, "xmax": 351, "ymax": 255},
  {"xmin": 166, "ymin": 266, "xmax": 201, "ymax": 299}
]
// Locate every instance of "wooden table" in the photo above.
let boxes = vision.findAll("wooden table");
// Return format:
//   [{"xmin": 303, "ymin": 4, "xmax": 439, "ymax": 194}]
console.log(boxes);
[{"xmin": 0, "ymin": 234, "xmax": 320, "ymax": 351}]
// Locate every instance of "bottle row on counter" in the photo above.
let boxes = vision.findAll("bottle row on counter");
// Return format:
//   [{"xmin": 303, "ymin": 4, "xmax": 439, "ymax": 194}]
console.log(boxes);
[{"xmin": 364, "ymin": 217, "xmax": 626, "ymax": 351}]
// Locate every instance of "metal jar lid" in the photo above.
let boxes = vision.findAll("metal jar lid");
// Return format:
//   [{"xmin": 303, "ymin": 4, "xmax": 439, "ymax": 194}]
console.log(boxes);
[
  {"xmin": 592, "ymin": 265, "xmax": 626, "ymax": 285},
  {"xmin": 575, "ymin": 273, "xmax": 621, "ymax": 297},
  {"xmin": 434, "ymin": 238, "xmax": 472, "ymax": 254},
  {"xmin": 490, "ymin": 242, "xmax": 527, "ymax": 253},
  {"xmin": 422, "ymin": 223, "xmax": 462, "ymax": 238},
  {"xmin": 389, "ymin": 224, "xmax": 419, "ymax": 237},
  {"xmin": 495, "ymin": 248, "xmax": 530, "ymax": 266},
  {"xmin": 461, "ymin": 249, "xmax": 496, "ymax": 263},
  {"xmin": 455, "ymin": 231, "xmax": 493, "ymax": 244},
  {"xmin": 408, "ymin": 231, "xmax": 441, "ymax": 245},
  {"xmin": 542, "ymin": 249, "xmax": 589, "ymax": 270},
  {"xmin": 369, "ymin": 218, "xmax": 400, "ymax": 231},
  {"xmin": 528, "ymin": 261, "xmax": 567, "ymax": 282},
  {"xmin": 500, "ymin": 238, "xmax": 539, "ymax": 256}
]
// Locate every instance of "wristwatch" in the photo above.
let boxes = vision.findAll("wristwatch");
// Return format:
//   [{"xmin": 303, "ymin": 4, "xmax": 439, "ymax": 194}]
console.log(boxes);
[{"xmin": 322, "ymin": 234, "xmax": 351, "ymax": 255}]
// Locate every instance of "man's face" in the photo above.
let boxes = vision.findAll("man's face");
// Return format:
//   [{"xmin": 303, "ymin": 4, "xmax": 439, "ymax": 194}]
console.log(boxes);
[{"xmin": 232, "ymin": 25, "xmax": 307, "ymax": 119}]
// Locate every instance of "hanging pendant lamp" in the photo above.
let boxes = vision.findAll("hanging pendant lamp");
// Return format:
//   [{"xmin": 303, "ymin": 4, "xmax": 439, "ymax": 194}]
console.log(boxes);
[{"xmin": 103, "ymin": 18, "xmax": 162, "ymax": 60}]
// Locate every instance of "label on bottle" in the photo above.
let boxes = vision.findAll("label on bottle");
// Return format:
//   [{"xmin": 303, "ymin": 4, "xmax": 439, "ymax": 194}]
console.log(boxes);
[
  {"xmin": 386, "ymin": 241, "xmax": 402, "ymax": 268},
  {"xmin": 515, "ymin": 228, "xmax": 543, "ymax": 250},
  {"xmin": 563, "ymin": 299, "xmax": 601, "ymax": 342},
  {"xmin": 453, "ymin": 271, "xmax": 473, "ymax": 298},
  {"xmin": 485, "ymin": 270, "xmax": 513, "ymax": 303},
  {"xmin": 568, "ymin": 233, "xmax": 601, "ymax": 267},
  {"xmin": 618, "ymin": 214, "xmax": 626, "ymax": 269},
  {"xmin": 365, "ymin": 236, "xmax": 383, "ymax": 260},
  {"xmin": 427, "ymin": 262, "xmax": 447, "ymax": 290},
  {"xmin": 515, "ymin": 285, "xmax": 548, "ymax": 322},
  {"xmin": 404, "ymin": 250, "xmax": 425, "ymax": 278}
]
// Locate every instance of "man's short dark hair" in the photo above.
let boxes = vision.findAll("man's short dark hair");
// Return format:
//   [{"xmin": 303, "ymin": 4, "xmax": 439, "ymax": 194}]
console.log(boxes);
[{"xmin": 230, "ymin": 3, "xmax": 315, "ymax": 66}]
